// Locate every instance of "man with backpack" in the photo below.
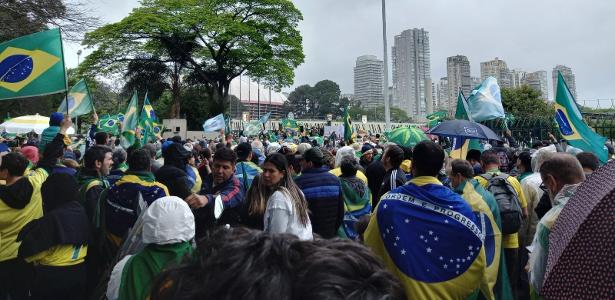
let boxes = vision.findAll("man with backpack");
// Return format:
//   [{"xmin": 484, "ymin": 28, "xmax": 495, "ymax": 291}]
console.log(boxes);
[
  {"xmin": 475, "ymin": 150, "xmax": 528, "ymax": 300},
  {"xmin": 77, "ymin": 144, "xmax": 113, "ymax": 295}
]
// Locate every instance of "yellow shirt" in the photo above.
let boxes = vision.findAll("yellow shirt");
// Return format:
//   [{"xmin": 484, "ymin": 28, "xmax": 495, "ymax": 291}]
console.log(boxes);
[
  {"xmin": 475, "ymin": 171, "xmax": 527, "ymax": 249},
  {"xmin": 330, "ymin": 168, "xmax": 368, "ymax": 184},
  {"xmin": 25, "ymin": 244, "xmax": 87, "ymax": 266},
  {"xmin": 0, "ymin": 168, "xmax": 48, "ymax": 262},
  {"xmin": 190, "ymin": 166, "xmax": 203, "ymax": 193}
]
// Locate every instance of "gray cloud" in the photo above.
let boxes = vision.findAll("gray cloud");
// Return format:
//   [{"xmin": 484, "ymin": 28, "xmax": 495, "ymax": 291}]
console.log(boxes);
[{"xmin": 70, "ymin": 0, "xmax": 615, "ymax": 103}]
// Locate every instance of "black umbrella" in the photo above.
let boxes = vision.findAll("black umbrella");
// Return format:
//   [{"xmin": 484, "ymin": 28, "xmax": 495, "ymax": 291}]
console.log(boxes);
[{"xmin": 426, "ymin": 119, "xmax": 502, "ymax": 141}]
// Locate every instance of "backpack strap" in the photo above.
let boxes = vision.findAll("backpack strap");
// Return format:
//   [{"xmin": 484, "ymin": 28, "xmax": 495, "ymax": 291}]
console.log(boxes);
[{"xmin": 479, "ymin": 173, "xmax": 494, "ymax": 181}]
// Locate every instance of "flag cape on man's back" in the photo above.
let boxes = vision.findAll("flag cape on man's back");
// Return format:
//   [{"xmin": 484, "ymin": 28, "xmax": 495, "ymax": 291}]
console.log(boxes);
[
  {"xmin": 554, "ymin": 72, "xmax": 608, "ymax": 164},
  {"xmin": 364, "ymin": 177, "xmax": 486, "ymax": 299},
  {"xmin": 456, "ymin": 179, "xmax": 512, "ymax": 300}
]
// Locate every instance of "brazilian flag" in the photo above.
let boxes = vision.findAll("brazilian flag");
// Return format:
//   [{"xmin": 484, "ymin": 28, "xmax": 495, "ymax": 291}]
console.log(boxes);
[
  {"xmin": 98, "ymin": 114, "xmax": 123, "ymax": 135},
  {"xmin": 57, "ymin": 79, "xmax": 94, "ymax": 117},
  {"xmin": 138, "ymin": 92, "xmax": 158, "ymax": 143},
  {"xmin": 451, "ymin": 90, "xmax": 482, "ymax": 159},
  {"xmin": 343, "ymin": 106, "xmax": 354, "ymax": 143},
  {"xmin": 0, "ymin": 28, "xmax": 66, "ymax": 100},
  {"xmin": 456, "ymin": 179, "xmax": 513, "ymax": 300},
  {"xmin": 121, "ymin": 91, "xmax": 139, "ymax": 148},
  {"xmin": 554, "ymin": 72, "xmax": 608, "ymax": 164},
  {"xmin": 364, "ymin": 179, "xmax": 487, "ymax": 299}
]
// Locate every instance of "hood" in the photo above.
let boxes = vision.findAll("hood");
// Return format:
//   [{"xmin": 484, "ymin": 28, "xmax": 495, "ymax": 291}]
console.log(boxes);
[
  {"xmin": 163, "ymin": 142, "xmax": 190, "ymax": 170},
  {"xmin": 142, "ymin": 196, "xmax": 195, "ymax": 245},
  {"xmin": 42, "ymin": 173, "xmax": 80, "ymax": 212}
]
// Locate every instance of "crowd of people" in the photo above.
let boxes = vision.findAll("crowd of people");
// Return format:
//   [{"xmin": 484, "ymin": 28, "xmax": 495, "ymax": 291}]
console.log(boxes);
[{"xmin": 0, "ymin": 112, "xmax": 613, "ymax": 300}]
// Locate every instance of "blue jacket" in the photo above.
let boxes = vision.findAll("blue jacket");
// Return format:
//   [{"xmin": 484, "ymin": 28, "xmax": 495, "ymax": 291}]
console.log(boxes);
[
  {"xmin": 295, "ymin": 167, "xmax": 343, "ymax": 238},
  {"xmin": 105, "ymin": 172, "xmax": 169, "ymax": 239}
]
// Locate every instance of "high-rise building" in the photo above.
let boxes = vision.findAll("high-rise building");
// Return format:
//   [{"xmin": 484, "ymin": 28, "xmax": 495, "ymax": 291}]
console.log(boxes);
[
  {"xmin": 431, "ymin": 81, "xmax": 437, "ymax": 112},
  {"xmin": 511, "ymin": 69, "xmax": 527, "ymax": 88},
  {"xmin": 446, "ymin": 55, "xmax": 472, "ymax": 113},
  {"xmin": 525, "ymin": 71, "xmax": 548, "ymax": 99},
  {"xmin": 353, "ymin": 55, "xmax": 383, "ymax": 108},
  {"xmin": 552, "ymin": 65, "xmax": 577, "ymax": 100},
  {"xmin": 480, "ymin": 57, "xmax": 512, "ymax": 88},
  {"xmin": 437, "ymin": 77, "xmax": 449, "ymax": 111},
  {"xmin": 471, "ymin": 77, "xmax": 482, "ymax": 89},
  {"xmin": 392, "ymin": 28, "xmax": 432, "ymax": 118}
]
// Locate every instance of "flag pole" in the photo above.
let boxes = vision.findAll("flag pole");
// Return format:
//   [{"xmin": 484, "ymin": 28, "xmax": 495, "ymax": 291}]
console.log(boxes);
[
  {"xmin": 57, "ymin": 28, "xmax": 70, "ymax": 116},
  {"xmin": 84, "ymin": 79, "xmax": 97, "ymax": 115},
  {"xmin": 381, "ymin": 0, "xmax": 391, "ymax": 131}
]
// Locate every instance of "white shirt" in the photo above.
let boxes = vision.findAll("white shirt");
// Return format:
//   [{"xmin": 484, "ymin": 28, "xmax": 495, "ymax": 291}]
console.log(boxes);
[{"xmin": 264, "ymin": 190, "xmax": 313, "ymax": 240}]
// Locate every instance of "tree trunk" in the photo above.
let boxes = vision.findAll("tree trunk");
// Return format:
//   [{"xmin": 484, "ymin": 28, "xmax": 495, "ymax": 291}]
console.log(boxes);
[{"xmin": 169, "ymin": 63, "xmax": 182, "ymax": 118}]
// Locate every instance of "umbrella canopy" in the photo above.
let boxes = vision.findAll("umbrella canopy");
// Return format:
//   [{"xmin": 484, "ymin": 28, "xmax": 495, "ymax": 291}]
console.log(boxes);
[
  {"xmin": 426, "ymin": 119, "xmax": 501, "ymax": 141},
  {"xmin": 541, "ymin": 160, "xmax": 615, "ymax": 299},
  {"xmin": 385, "ymin": 126, "xmax": 429, "ymax": 147},
  {"xmin": 0, "ymin": 114, "xmax": 75, "ymax": 135}
]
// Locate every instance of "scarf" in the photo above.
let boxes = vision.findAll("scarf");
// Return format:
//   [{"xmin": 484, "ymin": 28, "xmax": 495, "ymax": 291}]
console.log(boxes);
[{"xmin": 119, "ymin": 242, "xmax": 193, "ymax": 300}]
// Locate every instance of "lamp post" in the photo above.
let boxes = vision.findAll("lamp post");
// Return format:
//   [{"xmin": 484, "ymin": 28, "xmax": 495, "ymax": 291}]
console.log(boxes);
[
  {"xmin": 77, "ymin": 49, "xmax": 82, "ymax": 65},
  {"xmin": 381, "ymin": 0, "xmax": 391, "ymax": 131}
]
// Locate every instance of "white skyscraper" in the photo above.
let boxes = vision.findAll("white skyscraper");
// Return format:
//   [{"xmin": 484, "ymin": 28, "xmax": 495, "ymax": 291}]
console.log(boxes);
[
  {"xmin": 552, "ymin": 65, "xmax": 577, "ymax": 100},
  {"xmin": 392, "ymin": 28, "xmax": 432, "ymax": 119},
  {"xmin": 437, "ymin": 77, "xmax": 449, "ymax": 111},
  {"xmin": 525, "ymin": 71, "xmax": 549, "ymax": 99},
  {"xmin": 480, "ymin": 57, "xmax": 512, "ymax": 88},
  {"xmin": 446, "ymin": 55, "xmax": 472, "ymax": 113},
  {"xmin": 353, "ymin": 55, "xmax": 384, "ymax": 109},
  {"xmin": 511, "ymin": 69, "xmax": 527, "ymax": 88}
]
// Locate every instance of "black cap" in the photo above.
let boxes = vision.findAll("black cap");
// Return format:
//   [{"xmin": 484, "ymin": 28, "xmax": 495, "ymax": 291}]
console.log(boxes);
[{"xmin": 235, "ymin": 142, "xmax": 252, "ymax": 161}]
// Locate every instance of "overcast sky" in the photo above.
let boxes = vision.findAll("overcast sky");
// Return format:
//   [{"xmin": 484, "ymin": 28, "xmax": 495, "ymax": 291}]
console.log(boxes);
[{"xmin": 67, "ymin": 0, "xmax": 615, "ymax": 105}]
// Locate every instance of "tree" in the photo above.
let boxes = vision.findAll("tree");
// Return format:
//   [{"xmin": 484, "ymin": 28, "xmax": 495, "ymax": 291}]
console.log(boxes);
[
  {"xmin": 80, "ymin": 0, "xmax": 304, "ymax": 118},
  {"xmin": 286, "ymin": 84, "xmax": 312, "ymax": 118},
  {"xmin": 501, "ymin": 86, "xmax": 553, "ymax": 119},
  {"xmin": 311, "ymin": 80, "xmax": 341, "ymax": 117},
  {"xmin": 121, "ymin": 58, "xmax": 171, "ymax": 103},
  {"xmin": 0, "ymin": 0, "xmax": 99, "ymax": 41}
]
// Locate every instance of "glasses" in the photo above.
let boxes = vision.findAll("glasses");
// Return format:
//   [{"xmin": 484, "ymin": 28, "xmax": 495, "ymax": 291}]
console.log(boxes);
[{"xmin": 539, "ymin": 183, "xmax": 548, "ymax": 192}]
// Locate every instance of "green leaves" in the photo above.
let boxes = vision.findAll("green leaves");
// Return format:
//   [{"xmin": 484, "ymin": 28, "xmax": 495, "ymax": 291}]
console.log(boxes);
[{"xmin": 80, "ymin": 0, "xmax": 304, "ymax": 117}]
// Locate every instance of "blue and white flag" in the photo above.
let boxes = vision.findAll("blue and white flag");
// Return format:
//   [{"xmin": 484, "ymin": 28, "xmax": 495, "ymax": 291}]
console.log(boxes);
[
  {"xmin": 259, "ymin": 112, "xmax": 271, "ymax": 124},
  {"xmin": 243, "ymin": 120, "xmax": 261, "ymax": 136},
  {"xmin": 467, "ymin": 77, "xmax": 505, "ymax": 122},
  {"xmin": 203, "ymin": 114, "xmax": 225, "ymax": 132}
]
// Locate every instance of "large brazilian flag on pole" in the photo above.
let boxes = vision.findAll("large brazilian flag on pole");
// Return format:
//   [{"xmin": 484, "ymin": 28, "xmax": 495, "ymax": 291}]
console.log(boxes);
[
  {"xmin": 0, "ymin": 28, "xmax": 66, "ymax": 100},
  {"xmin": 554, "ymin": 72, "xmax": 608, "ymax": 164}
]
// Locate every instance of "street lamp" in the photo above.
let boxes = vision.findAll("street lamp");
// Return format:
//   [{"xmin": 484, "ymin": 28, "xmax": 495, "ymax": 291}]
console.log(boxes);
[
  {"xmin": 381, "ymin": 0, "xmax": 391, "ymax": 131},
  {"xmin": 77, "ymin": 49, "xmax": 82, "ymax": 65}
]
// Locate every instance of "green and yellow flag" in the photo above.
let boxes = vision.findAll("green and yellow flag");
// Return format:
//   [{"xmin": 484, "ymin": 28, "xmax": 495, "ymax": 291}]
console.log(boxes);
[
  {"xmin": 57, "ymin": 79, "xmax": 93, "ymax": 117},
  {"xmin": 0, "ymin": 28, "xmax": 66, "ymax": 100},
  {"xmin": 554, "ymin": 72, "xmax": 608, "ymax": 164},
  {"xmin": 98, "ymin": 113, "xmax": 122, "ymax": 135},
  {"xmin": 138, "ymin": 92, "xmax": 158, "ymax": 142},
  {"xmin": 343, "ymin": 106, "xmax": 354, "ymax": 143},
  {"xmin": 426, "ymin": 110, "xmax": 448, "ymax": 128},
  {"xmin": 121, "ymin": 91, "xmax": 139, "ymax": 148},
  {"xmin": 451, "ymin": 89, "xmax": 482, "ymax": 159}
]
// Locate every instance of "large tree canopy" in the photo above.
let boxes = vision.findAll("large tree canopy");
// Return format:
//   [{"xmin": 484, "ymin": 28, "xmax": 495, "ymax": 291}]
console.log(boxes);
[
  {"xmin": 501, "ymin": 85, "xmax": 553, "ymax": 119},
  {"xmin": 80, "ymin": 0, "xmax": 304, "ymax": 118},
  {"xmin": 0, "ymin": 0, "xmax": 99, "ymax": 41}
]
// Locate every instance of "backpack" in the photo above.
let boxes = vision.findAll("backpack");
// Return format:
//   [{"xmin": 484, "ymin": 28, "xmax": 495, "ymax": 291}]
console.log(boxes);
[{"xmin": 480, "ymin": 173, "xmax": 523, "ymax": 234}]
